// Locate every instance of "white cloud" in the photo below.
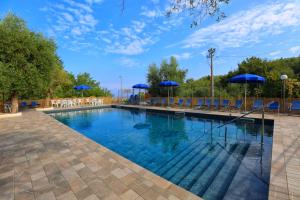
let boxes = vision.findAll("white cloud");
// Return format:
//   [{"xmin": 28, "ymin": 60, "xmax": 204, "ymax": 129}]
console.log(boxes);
[
  {"xmin": 182, "ymin": 1, "xmax": 300, "ymax": 49},
  {"xmin": 269, "ymin": 50, "xmax": 281, "ymax": 56},
  {"xmin": 289, "ymin": 45, "xmax": 300, "ymax": 54},
  {"xmin": 41, "ymin": 0, "xmax": 101, "ymax": 51},
  {"xmin": 98, "ymin": 20, "xmax": 156, "ymax": 55},
  {"xmin": 118, "ymin": 57, "xmax": 140, "ymax": 68},
  {"xmin": 140, "ymin": 6, "xmax": 162, "ymax": 18},
  {"xmin": 172, "ymin": 52, "xmax": 192, "ymax": 60}
]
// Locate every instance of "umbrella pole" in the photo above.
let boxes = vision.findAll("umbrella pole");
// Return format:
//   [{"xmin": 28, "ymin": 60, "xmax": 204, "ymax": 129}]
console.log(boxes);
[
  {"xmin": 168, "ymin": 88, "xmax": 170, "ymax": 107},
  {"xmin": 244, "ymin": 84, "xmax": 247, "ymax": 112}
]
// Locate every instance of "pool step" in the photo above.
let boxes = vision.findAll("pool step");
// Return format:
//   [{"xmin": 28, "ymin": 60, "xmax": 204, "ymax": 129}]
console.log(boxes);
[
  {"xmin": 170, "ymin": 144, "xmax": 222, "ymax": 185},
  {"xmin": 154, "ymin": 138, "xmax": 205, "ymax": 173},
  {"xmin": 201, "ymin": 143, "xmax": 250, "ymax": 200},
  {"xmin": 162, "ymin": 144, "xmax": 213, "ymax": 180},
  {"xmin": 156, "ymin": 142, "xmax": 208, "ymax": 176},
  {"xmin": 178, "ymin": 144, "xmax": 238, "ymax": 190},
  {"xmin": 188, "ymin": 143, "xmax": 248, "ymax": 198}
]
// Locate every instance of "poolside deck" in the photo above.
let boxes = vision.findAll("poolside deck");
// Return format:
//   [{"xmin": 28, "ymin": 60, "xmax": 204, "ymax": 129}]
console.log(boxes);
[
  {"xmin": 0, "ymin": 105, "xmax": 299, "ymax": 200},
  {"xmin": 0, "ymin": 109, "xmax": 200, "ymax": 200}
]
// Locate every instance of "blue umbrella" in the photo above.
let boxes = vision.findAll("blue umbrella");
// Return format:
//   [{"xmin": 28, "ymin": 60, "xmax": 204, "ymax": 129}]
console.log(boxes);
[
  {"xmin": 132, "ymin": 84, "xmax": 149, "ymax": 103},
  {"xmin": 159, "ymin": 81, "xmax": 180, "ymax": 87},
  {"xmin": 229, "ymin": 74, "xmax": 266, "ymax": 83},
  {"xmin": 159, "ymin": 81, "xmax": 180, "ymax": 106},
  {"xmin": 132, "ymin": 84, "xmax": 149, "ymax": 89},
  {"xmin": 74, "ymin": 85, "xmax": 91, "ymax": 97},
  {"xmin": 229, "ymin": 74, "xmax": 266, "ymax": 111}
]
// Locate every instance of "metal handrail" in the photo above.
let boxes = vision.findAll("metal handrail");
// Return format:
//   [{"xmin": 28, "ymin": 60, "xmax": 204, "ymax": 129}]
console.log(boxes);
[
  {"xmin": 213, "ymin": 102, "xmax": 272, "ymax": 145},
  {"xmin": 216, "ymin": 107, "xmax": 263, "ymax": 129}
]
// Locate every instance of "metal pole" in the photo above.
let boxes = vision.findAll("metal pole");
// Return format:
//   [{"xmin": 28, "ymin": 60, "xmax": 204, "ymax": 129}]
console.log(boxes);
[
  {"xmin": 225, "ymin": 125, "xmax": 227, "ymax": 147},
  {"xmin": 261, "ymin": 105, "xmax": 265, "ymax": 144},
  {"xmin": 244, "ymin": 84, "xmax": 247, "ymax": 112},
  {"xmin": 283, "ymin": 80, "xmax": 286, "ymax": 113}
]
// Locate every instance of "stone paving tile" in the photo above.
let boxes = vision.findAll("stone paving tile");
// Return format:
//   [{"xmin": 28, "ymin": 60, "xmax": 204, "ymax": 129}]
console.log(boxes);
[{"xmin": 1, "ymin": 107, "xmax": 298, "ymax": 200}]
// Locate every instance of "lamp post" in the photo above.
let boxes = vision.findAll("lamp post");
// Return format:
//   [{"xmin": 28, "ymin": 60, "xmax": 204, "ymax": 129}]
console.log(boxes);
[
  {"xmin": 280, "ymin": 74, "xmax": 288, "ymax": 113},
  {"xmin": 119, "ymin": 76, "xmax": 123, "ymax": 102}
]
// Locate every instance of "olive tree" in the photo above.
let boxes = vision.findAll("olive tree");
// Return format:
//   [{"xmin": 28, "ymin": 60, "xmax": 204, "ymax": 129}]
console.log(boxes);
[{"xmin": 0, "ymin": 14, "xmax": 58, "ymax": 112}]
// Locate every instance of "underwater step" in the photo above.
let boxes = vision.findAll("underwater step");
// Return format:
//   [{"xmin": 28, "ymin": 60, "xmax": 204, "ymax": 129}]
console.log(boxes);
[{"xmin": 201, "ymin": 143, "xmax": 250, "ymax": 200}]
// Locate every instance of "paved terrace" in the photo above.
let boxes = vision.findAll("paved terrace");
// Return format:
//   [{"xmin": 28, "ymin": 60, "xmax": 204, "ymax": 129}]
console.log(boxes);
[
  {"xmin": 0, "ymin": 105, "xmax": 299, "ymax": 200},
  {"xmin": 0, "ymin": 110, "xmax": 200, "ymax": 200}
]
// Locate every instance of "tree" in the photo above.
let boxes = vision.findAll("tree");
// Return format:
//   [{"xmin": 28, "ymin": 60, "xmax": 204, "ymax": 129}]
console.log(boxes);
[
  {"xmin": 0, "ymin": 14, "xmax": 58, "ymax": 112},
  {"xmin": 120, "ymin": 0, "xmax": 229, "ymax": 27},
  {"xmin": 74, "ymin": 73, "xmax": 111, "ymax": 97},
  {"xmin": 147, "ymin": 64, "xmax": 161, "ymax": 97},
  {"xmin": 147, "ymin": 56, "xmax": 187, "ymax": 97}
]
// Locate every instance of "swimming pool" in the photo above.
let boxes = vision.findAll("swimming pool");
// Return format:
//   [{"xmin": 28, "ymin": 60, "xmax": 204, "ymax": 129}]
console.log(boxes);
[{"xmin": 49, "ymin": 107, "xmax": 273, "ymax": 200}]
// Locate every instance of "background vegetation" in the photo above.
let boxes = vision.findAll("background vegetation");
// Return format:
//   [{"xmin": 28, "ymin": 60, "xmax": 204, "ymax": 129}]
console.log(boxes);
[{"xmin": 147, "ymin": 56, "xmax": 300, "ymax": 98}]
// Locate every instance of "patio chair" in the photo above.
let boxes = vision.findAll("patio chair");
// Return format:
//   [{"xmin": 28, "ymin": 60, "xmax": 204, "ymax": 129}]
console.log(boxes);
[
  {"xmin": 252, "ymin": 99, "xmax": 263, "ymax": 110},
  {"xmin": 176, "ymin": 98, "xmax": 184, "ymax": 107},
  {"xmin": 290, "ymin": 100, "xmax": 300, "ymax": 112},
  {"xmin": 230, "ymin": 100, "xmax": 243, "ymax": 111},
  {"xmin": 213, "ymin": 99, "xmax": 219, "ymax": 110},
  {"xmin": 203, "ymin": 99, "xmax": 211, "ymax": 109},
  {"xmin": 185, "ymin": 99, "xmax": 192, "ymax": 107},
  {"xmin": 169, "ymin": 98, "xmax": 175, "ymax": 106},
  {"xmin": 4, "ymin": 103, "xmax": 12, "ymax": 113},
  {"xmin": 161, "ymin": 98, "xmax": 167, "ymax": 106},
  {"xmin": 20, "ymin": 102, "xmax": 28, "ymax": 109},
  {"xmin": 220, "ymin": 99, "xmax": 230, "ymax": 111},
  {"xmin": 30, "ymin": 101, "xmax": 40, "ymax": 108},
  {"xmin": 267, "ymin": 101, "xmax": 280, "ymax": 113},
  {"xmin": 194, "ymin": 99, "xmax": 203, "ymax": 109}
]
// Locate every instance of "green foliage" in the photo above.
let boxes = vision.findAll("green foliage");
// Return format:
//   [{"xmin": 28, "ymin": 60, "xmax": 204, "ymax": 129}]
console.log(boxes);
[
  {"xmin": 0, "ymin": 13, "xmax": 111, "ymax": 105},
  {"xmin": 147, "ymin": 56, "xmax": 300, "ymax": 98},
  {"xmin": 147, "ymin": 56, "xmax": 187, "ymax": 97},
  {"xmin": 0, "ymin": 13, "xmax": 56, "ymax": 99}
]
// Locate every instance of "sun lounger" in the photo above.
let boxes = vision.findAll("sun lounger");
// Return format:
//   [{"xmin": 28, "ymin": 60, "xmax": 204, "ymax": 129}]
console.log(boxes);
[
  {"xmin": 214, "ymin": 99, "xmax": 219, "ymax": 110},
  {"xmin": 290, "ymin": 100, "xmax": 300, "ymax": 112},
  {"xmin": 161, "ymin": 98, "xmax": 167, "ymax": 106},
  {"xmin": 230, "ymin": 100, "xmax": 243, "ymax": 111},
  {"xmin": 30, "ymin": 101, "xmax": 40, "ymax": 108},
  {"xmin": 203, "ymin": 99, "xmax": 211, "ymax": 109},
  {"xmin": 221, "ymin": 99, "xmax": 230, "ymax": 111},
  {"xmin": 169, "ymin": 98, "xmax": 174, "ymax": 106},
  {"xmin": 267, "ymin": 101, "xmax": 280, "ymax": 113},
  {"xmin": 176, "ymin": 98, "xmax": 184, "ymax": 107},
  {"xmin": 194, "ymin": 99, "xmax": 203, "ymax": 109},
  {"xmin": 185, "ymin": 99, "xmax": 192, "ymax": 107},
  {"xmin": 252, "ymin": 99, "xmax": 263, "ymax": 110}
]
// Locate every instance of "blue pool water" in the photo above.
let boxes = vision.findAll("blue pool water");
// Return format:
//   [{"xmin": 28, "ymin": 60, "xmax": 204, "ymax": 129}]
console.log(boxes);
[{"xmin": 50, "ymin": 107, "xmax": 273, "ymax": 200}]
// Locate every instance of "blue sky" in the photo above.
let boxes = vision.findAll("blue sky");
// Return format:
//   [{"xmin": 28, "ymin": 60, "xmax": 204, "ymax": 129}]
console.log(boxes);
[{"xmin": 1, "ymin": 0, "xmax": 300, "ymax": 95}]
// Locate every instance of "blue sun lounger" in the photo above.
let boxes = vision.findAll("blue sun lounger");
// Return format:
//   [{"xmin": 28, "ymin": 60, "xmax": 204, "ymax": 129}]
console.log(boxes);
[
  {"xmin": 231, "ymin": 100, "xmax": 243, "ymax": 111},
  {"xmin": 214, "ymin": 99, "xmax": 219, "ymax": 110},
  {"xmin": 169, "ymin": 98, "xmax": 174, "ymax": 106},
  {"xmin": 194, "ymin": 99, "xmax": 203, "ymax": 109},
  {"xmin": 185, "ymin": 99, "xmax": 192, "ymax": 107},
  {"xmin": 252, "ymin": 99, "xmax": 263, "ymax": 110},
  {"xmin": 161, "ymin": 98, "xmax": 167, "ymax": 106},
  {"xmin": 30, "ymin": 101, "xmax": 40, "ymax": 108},
  {"xmin": 221, "ymin": 99, "xmax": 230, "ymax": 110},
  {"xmin": 267, "ymin": 101, "xmax": 280, "ymax": 113},
  {"xmin": 176, "ymin": 98, "xmax": 184, "ymax": 107},
  {"xmin": 290, "ymin": 100, "xmax": 300, "ymax": 112},
  {"xmin": 204, "ymin": 99, "xmax": 211, "ymax": 109}
]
